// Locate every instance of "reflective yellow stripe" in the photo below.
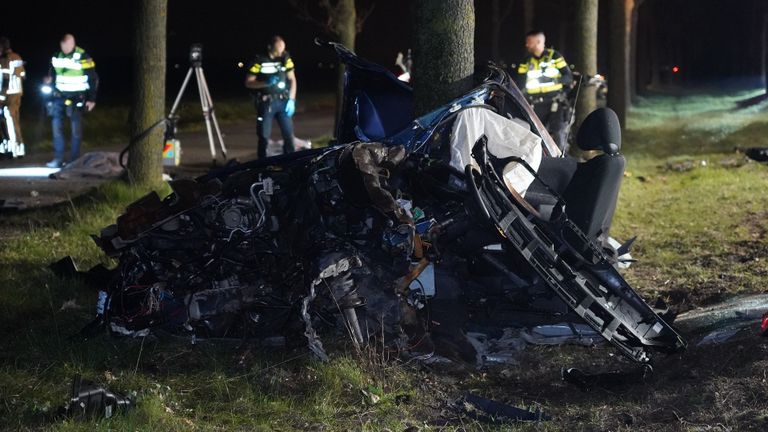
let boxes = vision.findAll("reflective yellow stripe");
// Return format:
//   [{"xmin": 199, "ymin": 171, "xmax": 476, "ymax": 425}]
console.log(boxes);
[
  {"xmin": 517, "ymin": 64, "xmax": 528, "ymax": 74},
  {"xmin": 526, "ymin": 83, "xmax": 563, "ymax": 94},
  {"xmin": 554, "ymin": 58, "xmax": 567, "ymax": 69},
  {"xmin": 56, "ymin": 82, "xmax": 90, "ymax": 92},
  {"xmin": 80, "ymin": 59, "xmax": 95, "ymax": 69},
  {"xmin": 258, "ymin": 62, "xmax": 281, "ymax": 74},
  {"xmin": 56, "ymin": 75, "xmax": 88, "ymax": 84},
  {"xmin": 285, "ymin": 57, "xmax": 294, "ymax": 70},
  {"xmin": 249, "ymin": 63, "xmax": 261, "ymax": 74},
  {"xmin": 52, "ymin": 57, "xmax": 82, "ymax": 70},
  {"xmin": 55, "ymin": 74, "xmax": 90, "ymax": 92}
]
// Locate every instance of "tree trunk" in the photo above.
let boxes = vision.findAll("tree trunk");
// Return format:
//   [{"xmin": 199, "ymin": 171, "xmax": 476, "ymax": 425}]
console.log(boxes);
[
  {"xmin": 573, "ymin": 0, "xmax": 598, "ymax": 128},
  {"xmin": 128, "ymin": 0, "xmax": 167, "ymax": 188},
  {"xmin": 608, "ymin": 0, "xmax": 633, "ymax": 128},
  {"xmin": 523, "ymin": 0, "xmax": 535, "ymax": 31},
  {"xmin": 648, "ymin": 0, "xmax": 661, "ymax": 89},
  {"xmin": 629, "ymin": 0, "xmax": 644, "ymax": 101},
  {"xmin": 636, "ymin": 0, "xmax": 649, "ymax": 94},
  {"xmin": 762, "ymin": 10, "xmax": 768, "ymax": 93},
  {"xmin": 332, "ymin": 0, "xmax": 356, "ymax": 133},
  {"xmin": 412, "ymin": 0, "xmax": 475, "ymax": 116}
]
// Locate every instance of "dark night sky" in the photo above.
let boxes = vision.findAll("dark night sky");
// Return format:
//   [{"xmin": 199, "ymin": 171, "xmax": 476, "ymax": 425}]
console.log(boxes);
[{"xmin": 2, "ymin": 0, "xmax": 764, "ymax": 103}]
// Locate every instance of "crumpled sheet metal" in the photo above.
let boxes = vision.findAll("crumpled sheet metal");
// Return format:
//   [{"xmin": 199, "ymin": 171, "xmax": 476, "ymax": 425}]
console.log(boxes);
[
  {"xmin": 350, "ymin": 143, "xmax": 409, "ymax": 223},
  {"xmin": 674, "ymin": 294, "xmax": 768, "ymax": 335}
]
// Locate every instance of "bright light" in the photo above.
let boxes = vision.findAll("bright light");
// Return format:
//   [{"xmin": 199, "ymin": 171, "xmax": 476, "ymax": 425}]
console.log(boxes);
[
  {"xmin": 41, "ymin": 85, "xmax": 53, "ymax": 95},
  {"xmin": 0, "ymin": 167, "xmax": 61, "ymax": 177},
  {"xmin": 237, "ymin": 62, "xmax": 244, "ymax": 68},
  {"xmin": 277, "ymin": 81, "xmax": 286, "ymax": 89},
  {"xmin": 672, "ymin": 66, "xmax": 680, "ymax": 73}
]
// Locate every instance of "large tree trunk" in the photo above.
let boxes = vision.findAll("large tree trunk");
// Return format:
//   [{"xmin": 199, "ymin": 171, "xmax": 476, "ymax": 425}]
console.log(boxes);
[
  {"xmin": 629, "ymin": 0, "xmax": 644, "ymax": 101},
  {"xmin": 412, "ymin": 0, "xmax": 475, "ymax": 116},
  {"xmin": 332, "ymin": 0, "xmax": 356, "ymax": 132},
  {"xmin": 608, "ymin": 0, "xmax": 634, "ymax": 128},
  {"xmin": 573, "ymin": 0, "xmax": 599, "ymax": 128},
  {"xmin": 523, "ymin": 0, "xmax": 535, "ymax": 31},
  {"xmin": 648, "ymin": 0, "xmax": 661, "ymax": 89},
  {"xmin": 128, "ymin": 0, "xmax": 167, "ymax": 188}
]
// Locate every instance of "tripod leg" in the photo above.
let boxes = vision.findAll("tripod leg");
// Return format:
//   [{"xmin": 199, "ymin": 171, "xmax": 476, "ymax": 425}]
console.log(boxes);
[
  {"xmin": 194, "ymin": 67, "xmax": 218, "ymax": 162},
  {"xmin": 169, "ymin": 67, "xmax": 194, "ymax": 118},
  {"xmin": 198, "ymin": 70, "xmax": 227, "ymax": 158}
]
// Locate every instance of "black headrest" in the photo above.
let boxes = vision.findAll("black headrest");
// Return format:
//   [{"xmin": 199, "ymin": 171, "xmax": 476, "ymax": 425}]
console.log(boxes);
[{"xmin": 576, "ymin": 108, "xmax": 621, "ymax": 155}]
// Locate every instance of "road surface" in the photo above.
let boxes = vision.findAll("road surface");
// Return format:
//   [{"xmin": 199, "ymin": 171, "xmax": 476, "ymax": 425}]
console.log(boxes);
[{"xmin": 0, "ymin": 109, "xmax": 334, "ymax": 211}]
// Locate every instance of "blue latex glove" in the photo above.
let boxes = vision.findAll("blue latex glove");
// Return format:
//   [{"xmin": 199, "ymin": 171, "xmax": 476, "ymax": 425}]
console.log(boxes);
[{"xmin": 285, "ymin": 98, "xmax": 296, "ymax": 117}]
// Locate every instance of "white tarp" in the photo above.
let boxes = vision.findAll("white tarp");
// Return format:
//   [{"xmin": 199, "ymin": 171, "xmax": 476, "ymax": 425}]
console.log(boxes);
[{"xmin": 449, "ymin": 107, "xmax": 543, "ymax": 196}]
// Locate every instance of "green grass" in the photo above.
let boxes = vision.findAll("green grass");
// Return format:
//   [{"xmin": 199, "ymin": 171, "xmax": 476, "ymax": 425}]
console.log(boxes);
[
  {"xmin": 615, "ymin": 90, "xmax": 768, "ymax": 309},
  {"xmin": 3, "ymin": 89, "xmax": 768, "ymax": 430}
]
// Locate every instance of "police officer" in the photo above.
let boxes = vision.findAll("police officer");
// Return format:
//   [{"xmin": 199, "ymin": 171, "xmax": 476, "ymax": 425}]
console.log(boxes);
[
  {"xmin": 0, "ymin": 36, "xmax": 25, "ymax": 158},
  {"xmin": 245, "ymin": 35, "xmax": 297, "ymax": 159},
  {"xmin": 516, "ymin": 30, "xmax": 573, "ymax": 153},
  {"xmin": 44, "ymin": 34, "xmax": 99, "ymax": 168}
]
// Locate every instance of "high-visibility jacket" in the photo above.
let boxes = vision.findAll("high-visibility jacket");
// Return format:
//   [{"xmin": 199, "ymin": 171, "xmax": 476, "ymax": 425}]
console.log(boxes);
[
  {"xmin": 49, "ymin": 46, "xmax": 98, "ymax": 101},
  {"xmin": 516, "ymin": 48, "xmax": 573, "ymax": 97},
  {"xmin": 0, "ymin": 50, "xmax": 25, "ymax": 99},
  {"xmin": 247, "ymin": 51, "xmax": 294, "ymax": 96}
]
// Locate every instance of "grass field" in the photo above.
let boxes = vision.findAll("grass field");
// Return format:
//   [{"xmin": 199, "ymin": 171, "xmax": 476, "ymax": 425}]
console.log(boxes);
[{"xmin": 1, "ymin": 89, "xmax": 768, "ymax": 431}]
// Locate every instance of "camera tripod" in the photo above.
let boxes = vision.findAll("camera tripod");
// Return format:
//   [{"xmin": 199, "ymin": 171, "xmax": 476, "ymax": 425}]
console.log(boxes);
[{"xmin": 168, "ymin": 60, "xmax": 227, "ymax": 163}]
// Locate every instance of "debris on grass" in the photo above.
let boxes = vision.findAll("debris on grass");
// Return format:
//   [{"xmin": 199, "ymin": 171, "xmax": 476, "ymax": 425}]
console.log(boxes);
[
  {"xmin": 458, "ymin": 393, "xmax": 550, "ymax": 423},
  {"xmin": 561, "ymin": 365, "xmax": 652, "ymax": 392},
  {"xmin": 60, "ymin": 375, "xmax": 132, "ymax": 419}
]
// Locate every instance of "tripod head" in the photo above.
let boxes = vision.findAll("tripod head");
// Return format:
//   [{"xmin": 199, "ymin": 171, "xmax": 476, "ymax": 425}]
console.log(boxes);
[{"xmin": 189, "ymin": 43, "xmax": 203, "ymax": 67}]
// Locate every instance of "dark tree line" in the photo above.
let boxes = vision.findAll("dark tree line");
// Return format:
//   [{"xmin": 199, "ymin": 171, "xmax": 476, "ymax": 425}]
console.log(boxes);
[{"xmin": 126, "ymin": 0, "xmax": 768, "ymax": 184}]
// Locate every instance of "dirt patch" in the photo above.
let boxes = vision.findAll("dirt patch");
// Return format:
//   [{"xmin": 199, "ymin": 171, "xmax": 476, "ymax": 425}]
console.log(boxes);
[
  {"xmin": 742, "ymin": 210, "xmax": 768, "ymax": 241},
  {"xmin": 417, "ymin": 327, "xmax": 768, "ymax": 430}
]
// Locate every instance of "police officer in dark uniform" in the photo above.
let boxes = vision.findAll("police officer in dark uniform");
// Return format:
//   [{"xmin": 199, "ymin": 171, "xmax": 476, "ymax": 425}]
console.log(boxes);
[
  {"xmin": 515, "ymin": 30, "xmax": 573, "ymax": 153},
  {"xmin": 245, "ymin": 35, "xmax": 297, "ymax": 159}
]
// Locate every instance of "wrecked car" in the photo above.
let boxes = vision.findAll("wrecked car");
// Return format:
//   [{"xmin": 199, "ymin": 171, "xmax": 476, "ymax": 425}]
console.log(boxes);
[{"xmin": 87, "ymin": 41, "xmax": 685, "ymax": 365}]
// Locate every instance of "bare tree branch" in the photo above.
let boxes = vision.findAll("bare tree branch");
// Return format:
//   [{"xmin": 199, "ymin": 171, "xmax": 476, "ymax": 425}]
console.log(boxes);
[
  {"xmin": 356, "ymin": 3, "xmax": 375, "ymax": 33},
  {"xmin": 318, "ymin": 0, "xmax": 336, "ymax": 34},
  {"xmin": 288, "ymin": 0, "xmax": 321, "ymax": 26},
  {"xmin": 288, "ymin": 0, "xmax": 373, "ymax": 37}
]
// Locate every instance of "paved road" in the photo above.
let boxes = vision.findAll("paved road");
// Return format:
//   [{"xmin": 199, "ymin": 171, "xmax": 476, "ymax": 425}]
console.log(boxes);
[{"xmin": 0, "ymin": 109, "xmax": 334, "ymax": 211}]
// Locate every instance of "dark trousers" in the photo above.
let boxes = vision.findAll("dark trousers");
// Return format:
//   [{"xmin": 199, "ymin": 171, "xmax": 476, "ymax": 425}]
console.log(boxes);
[
  {"xmin": 49, "ymin": 99, "xmax": 83, "ymax": 163},
  {"xmin": 533, "ymin": 98, "xmax": 569, "ymax": 154},
  {"xmin": 256, "ymin": 96, "xmax": 294, "ymax": 159}
]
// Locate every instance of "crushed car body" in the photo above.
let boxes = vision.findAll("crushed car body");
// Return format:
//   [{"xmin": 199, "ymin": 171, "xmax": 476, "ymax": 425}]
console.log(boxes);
[{"xmin": 89, "ymin": 41, "xmax": 685, "ymax": 365}]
